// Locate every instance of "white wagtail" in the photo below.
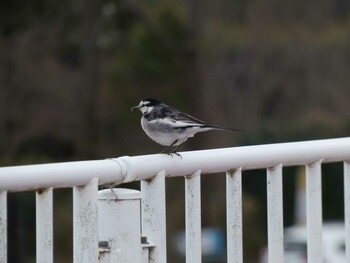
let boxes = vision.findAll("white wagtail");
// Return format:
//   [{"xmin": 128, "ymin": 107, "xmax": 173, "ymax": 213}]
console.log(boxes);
[{"xmin": 131, "ymin": 98, "xmax": 243, "ymax": 156}]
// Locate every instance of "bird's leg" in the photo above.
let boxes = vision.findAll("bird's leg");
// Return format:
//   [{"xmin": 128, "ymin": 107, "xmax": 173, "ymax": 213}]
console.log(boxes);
[
  {"xmin": 159, "ymin": 140, "xmax": 182, "ymax": 158},
  {"xmin": 171, "ymin": 144, "xmax": 181, "ymax": 153},
  {"xmin": 159, "ymin": 146, "xmax": 172, "ymax": 154},
  {"xmin": 159, "ymin": 140, "xmax": 178, "ymax": 154},
  {"xmin": 169, "ymin": 144, "xmax": 182, "ymax": 159}
]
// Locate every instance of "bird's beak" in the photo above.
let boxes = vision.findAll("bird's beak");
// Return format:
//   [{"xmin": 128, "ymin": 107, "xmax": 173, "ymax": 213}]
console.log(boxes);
[{"xmin": 131, "ymin": 105, "xmax": 139, "ymax": 112}]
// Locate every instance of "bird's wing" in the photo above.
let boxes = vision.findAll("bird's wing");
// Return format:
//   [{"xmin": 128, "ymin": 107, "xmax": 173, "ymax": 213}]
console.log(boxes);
[
  {"xmin": 153, "ymin": 105, "xmax": 244, "ymax": 132},
  {"xmin": 173, "ymin": 112, "xmax": 206, "ymax": 125},
  {"xmin": 159, "ymin": 107, "xmax": 206, "ymax": 127}
]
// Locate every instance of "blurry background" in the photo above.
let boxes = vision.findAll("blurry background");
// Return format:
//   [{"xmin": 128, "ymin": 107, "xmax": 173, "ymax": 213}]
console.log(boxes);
[{"xmin": 1, "ymin": 0, "xmax": 350, "ymax": 262}]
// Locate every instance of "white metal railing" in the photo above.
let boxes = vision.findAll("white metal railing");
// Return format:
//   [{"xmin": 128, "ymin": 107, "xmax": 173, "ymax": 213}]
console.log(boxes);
[{"xmin": 0, "ymin": 137, "xmax": 350, "ymax": 262}]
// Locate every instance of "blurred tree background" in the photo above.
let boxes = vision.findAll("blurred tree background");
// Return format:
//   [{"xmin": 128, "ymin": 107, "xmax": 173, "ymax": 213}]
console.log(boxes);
[{"xmin": 1, "ymin": 0, "xmax": 350, "ymax": 262}]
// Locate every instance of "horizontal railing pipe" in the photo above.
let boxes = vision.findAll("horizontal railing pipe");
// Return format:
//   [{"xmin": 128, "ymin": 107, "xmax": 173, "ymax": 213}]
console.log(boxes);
[
  {"xmin": 1, "ymin": 137, "xmax": 350, "ymax": 192},
  {"xmin": 0, "ymin": 159, "xmax": 126, "ymax": 192},
  {"xmin": 118, "ymin": 137, "xmax": 350, "ymax": 181}
]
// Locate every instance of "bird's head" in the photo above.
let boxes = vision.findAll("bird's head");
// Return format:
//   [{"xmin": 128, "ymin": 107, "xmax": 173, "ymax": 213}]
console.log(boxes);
[{"xmin": 131, "ymin": 98, "xmax": 162, "ymax": 114}]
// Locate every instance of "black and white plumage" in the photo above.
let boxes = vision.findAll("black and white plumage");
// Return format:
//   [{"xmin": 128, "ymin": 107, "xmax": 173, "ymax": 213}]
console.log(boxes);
[{"xmin": 131, "ymin": 98, "xmax": 243, "ymax": 155}]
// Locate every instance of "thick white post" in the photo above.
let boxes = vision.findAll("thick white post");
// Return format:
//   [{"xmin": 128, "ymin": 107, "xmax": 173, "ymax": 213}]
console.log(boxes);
[
  {"xmin": 185, "ymin": 170, "xmax": 201, "ymax": 263},
  {"xmin": 306, "ymin": 161, "xmax": 323, "ymax": 263},
  {"xmin": 344, "ymin": 161, "xmax": 350, "ymax": 262},
  {"xmin": 36, "ymin": 188, "xmax": 53, "ymax": 263},
  {"xmin": 267, "ymin": 164, "xmax": 284, "ymax": 263},
  {"xmin": 141, "ymin": 170, "xmax": 167, "ymax": 262},
  {"xmin": 73, "ymin": 178, "xmax": 99, "ymax": 263},
  {"xmin": 0, "ymin": 191, "xmax": 7, "ymax": 263},
  {"xmin": 226, "ymin": 168, "xmax": 243, "ymax": 263},
  {"xmin": 98, "ymin": 188, "xmax": 142, "ymax": 262}
]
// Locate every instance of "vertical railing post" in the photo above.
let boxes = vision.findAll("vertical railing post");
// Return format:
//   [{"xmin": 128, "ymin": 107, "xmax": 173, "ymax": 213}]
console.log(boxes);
[
  {"xmin": 36, "ymin": 187, "xmax": 53, "ymax": 263},
  {"xmin": 73, "ymin": 178, "xmax": 99, "ymax": 263},
  {"xmin": 226, "ymin": 168, "xmax": 243, "ymax": 263},
  {"xmin": 306, "ymin": 161, "xmax": 323, "ymax": 263},
  {"xmin": 267, "ymin": 164, "xmax": 284, "ymax": 263},
  {"xmin": 185, "ymin": 170, "xmax": 201, "ymax": 263},
  {"xmin": 98, "ymin": 188, "xmax": 142, "ymax": 262},
  {"xmin": 141, "ymin": 170, "xmax": 167, "ymax": 263},
  {"xmin": 344, "ymin": 161, "xmax": 350, "ymax": 262},
  {"xmin": 0, "ymin": 191, "xmax": 7, "ymax": 263}
]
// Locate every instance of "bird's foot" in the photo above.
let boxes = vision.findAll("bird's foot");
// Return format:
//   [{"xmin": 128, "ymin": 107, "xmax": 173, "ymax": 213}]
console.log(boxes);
[
  {"xmin": 166, "ymin": 152, "xmax": 182, "ymax": 159},
  {"xmin": 159, "ymin": 149, "xmax": 182, "ymax": 159},
  {"xmin": 160, "ymin": 142, "xmax": 182, "ymax": 159}
]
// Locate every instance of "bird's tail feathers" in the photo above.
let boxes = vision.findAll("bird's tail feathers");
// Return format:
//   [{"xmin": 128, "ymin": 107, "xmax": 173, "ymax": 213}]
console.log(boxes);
[{"xmin": 205, "ymin": 125, "xmax": 245, "ymax": 133}]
